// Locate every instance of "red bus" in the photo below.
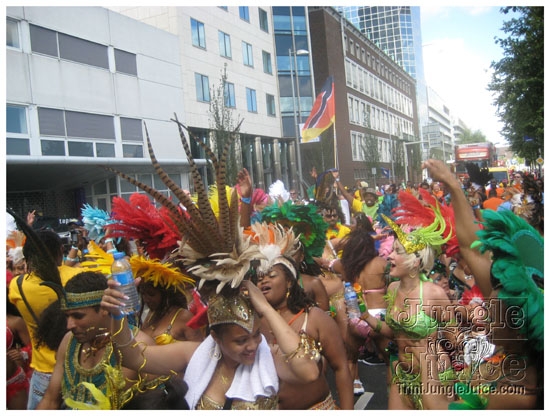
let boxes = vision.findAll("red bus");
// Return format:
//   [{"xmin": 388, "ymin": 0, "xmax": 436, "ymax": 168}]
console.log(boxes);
[{"xmin": 454, "ymin": 142, "xmax": 497, "ymax": 182}]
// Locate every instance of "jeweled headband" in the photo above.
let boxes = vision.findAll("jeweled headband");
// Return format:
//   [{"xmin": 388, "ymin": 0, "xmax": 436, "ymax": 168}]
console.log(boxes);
[
  {"xmin": 60, "ymin": 290, "xmax": 105, "ymax": 311},
  {"xmin": 207, "ymin": 292, "xmax": 255, "ymax": 333}
]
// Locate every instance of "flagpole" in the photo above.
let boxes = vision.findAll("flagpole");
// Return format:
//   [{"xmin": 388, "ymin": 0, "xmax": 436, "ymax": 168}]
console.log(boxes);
[{"xmin": 333, "ymin": 122, "xmax": 338, "ymax": 169}]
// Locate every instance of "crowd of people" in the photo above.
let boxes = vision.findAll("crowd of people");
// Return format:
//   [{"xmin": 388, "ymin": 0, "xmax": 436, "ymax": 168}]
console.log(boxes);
[{"xmin": 6, "ymin": 123, "xmax": 544, "ymax": 410}]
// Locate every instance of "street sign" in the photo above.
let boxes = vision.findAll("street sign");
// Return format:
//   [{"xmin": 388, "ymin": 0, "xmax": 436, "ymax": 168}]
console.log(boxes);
[
  {"xmin": 371, "ymin": 167, "xmax": 376, "ymax": 175},
  {"xmin": 536, "ymin": 156, "xmax": 543, "ymax": 165}
]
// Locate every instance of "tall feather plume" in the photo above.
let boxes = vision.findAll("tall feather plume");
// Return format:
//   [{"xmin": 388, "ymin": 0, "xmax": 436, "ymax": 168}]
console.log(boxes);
[
  {"xmin": 171, "ymin": 113, "xmax": 220, "ymax": 243},
  {"xmin": 216, "ymin": 129, "xmax": 236, "ymax": 252},
  {"xmin": 176, "ymin": 121, "xmax": 220, "ymax": 171},
  {"xmin": 228, "ymin": 187, "xmax": 240, "ymax": 250},
  {"xmin": 144, "ymin": 123, "xmax": 222, "ymax": 247},
  {"xmin": 7, "ymin": 209, "xmax": 64, "ymax": 300},
  {"xmin": 392, "ymin": 190, "xmax": 434, "ymax": 227}
]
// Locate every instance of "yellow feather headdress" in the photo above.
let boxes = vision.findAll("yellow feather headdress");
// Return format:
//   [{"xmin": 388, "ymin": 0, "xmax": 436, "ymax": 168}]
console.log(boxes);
[
  {"xmin": 80, "ymin": 241, "xmax": 114, "ymax": 275},
  {"xmin": 129, "ymin": 255, "xmax": 195, "ymax": 292}
]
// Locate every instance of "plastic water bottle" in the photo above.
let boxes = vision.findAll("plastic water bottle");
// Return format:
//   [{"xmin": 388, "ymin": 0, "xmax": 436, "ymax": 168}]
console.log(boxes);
[
  {"xmin": 344, "ymin": 282, "xmax": 361, "ymax": 319},
  {"xmin": 111, "ymin": 252, "xmax": 140, "ymax": 316}
]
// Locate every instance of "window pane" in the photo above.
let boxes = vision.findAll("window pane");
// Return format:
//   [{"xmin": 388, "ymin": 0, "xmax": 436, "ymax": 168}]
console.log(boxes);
[
  {"xmin": 68, "ymin": 141, "xmax": 94, "ymax": 157},
  {"xmin": 239, "ymin": 6, "xmax": 249, "ymax": 21},
  {"xmin": 7, "ymin": 105, "xmax": 27, "ymax": 134},
  {"xmin": 154, "ymin": 174, "xmax": 168, "ymax": 190},
  {"xmin": 41, "ymin": 140, "xmax": 65, "ymax": 156},
  {"xmin": 275, "ymin": 34, "xmax": 292, "ymax": 56},
  {"xmin": 6, "ymin": 138, "xmax": 30, "ymax": 155},
  {"xmin": 266, "ymin": 94, "xmax": 276, "ymax": 116},
  {"xmin": 259, "ymin": 8, "xmax": 268, "ymax": 32},
  {"xmin": 7, "ymin": 19, "xmax": 19, "ymax": 48},
  {"xmin": 218, "ymin": 31, "xmax": 231, "ymax": 58},
  {"xmin": 38, "ymin": 107, "xmax": 65, "ymax": 136},
  {"xmin": 29, "ymin": 24, "xmax": 58, "ymax": 57},
  {"xmin": 246, "ymin": 88, "xmax": 257, "ymax": 112},
  {"xmin": 191, "ymin": 18, "xmax": 205, "ymax": 48},
  {"xmin": 224, "ymin": 82, "xmax": 235, "ymax": 107},
  {"xmin": 293, "ymin": 15, "xmax": 307, "ymax": 34},
  {"xmin": 202, "ymin": 75, "xmax": 210, "ymax": 101},
  {"xmin": 115, "ymin": 49, "xmax": 137, "ymax": 75},
  {"xmin": 109, "ymin": 176, "xmax": 118, "ymax": 194},
  {"xmin": 58, "ymin": 33, "xmax": 109, "ymax": 69},
  {"xmin": 242, "ymin": 42, "xmax": 253, "ymax": 67},
  {"xmin": 123, "ymin": 144, "xmax": 143, "ymax": 158},
  {"xmin": 96, "ymin": 198, "xmax": 107, "ymax": 211},
  {"xmin": 120, "ymin": 175, "xmax": 137, "ymax": 193},
  {"xmin": 120, "ymin": 117, "xmax": 143, "ymax": 141},
  {"xmin": 65, "ymin": 111, "xmax": 115, "ymax": 140},
  {"xmin": 262, "ymin": 51, "xmax": 272, "ymax": 74},
  {"xmin": 137, "ymin": 174, "xmax": 153, "ymax": 188},
  {"xmin": 96, "ymin": 142, "xmax": 115, "ymax": 157}
]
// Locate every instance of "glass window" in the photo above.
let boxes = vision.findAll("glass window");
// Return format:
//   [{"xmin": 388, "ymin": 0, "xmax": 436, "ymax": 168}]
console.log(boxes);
[
  {"xmin": 195, "ymin": 73, "xmax": 210, "ymax": 102},
  {"xmin": 58, "ymin": 33, "xmax": 109, "ymax": 69},
  {"xmin": 239, "ymin": 6, "xmax": 249, "ymax": 22},
  {"xmin": 266, "ymin": 94, "xmax": 276, "ymax": 117},
  {"xmin": 246, "ymin": 88, "xmax": 257, "ymax": 112},
  {"xmin": 218, "ymin": 31, "xmax": 231, "ymax": 58},
  {"xmin": 29, "ymin": 24, "xmax": 58, "ymax": 57},
  {"xmin": 259, "ymin": 8, "xmax": 268, "ymax": 32},
  {"xmin": 191, "ymin": 18, "xmax": 206, "ymax": 49},
  {"xmin": 123, "ymin": 144, "xmax": 143, "ymax": 158},
  {"xmin": 218, "ymin": 6, "xmax": 228, "ymax": 11},
  {"xmin": 65, "ymin": 111, "xmax": 116, "ymax": 140},
  {"xmin": 294, "ymin": 35, "xmax": 308, "ymax": 51},
  {"xmin": 273, "ymin": 14, "xmax": 291, "ymax": 32},
  {"xmin": 68, "ymin": 141, "xmax": 94, "ymax": 157},
  {"xmin": 120, "ymin": 117, "xmax": 143, "ymax": 141},
  {"xmin": 295, "ymin": 55, "xmax": 310, "ymax": 75},
  {"xmin": 7, "ymin": 105, "xmax": 27, "ymax": 134},
  {"xmin": 275, "ymin": 34, "xmax": 293, "ymax": 56},
  {"xmin": 224, "ymin": 82, "xmax": 236, "ymax": 108},
  {"xmin": 7, "ymin": 18, "xmax": 20, "ymax": 48},
  {"xmin": 292, "ymin": 15, "xmax": 307, "ymax": 34},
  {"xmin": 94, "ymin": 180, "xmax": 108, "ymax": 195},
  {"xmin": 262, "ymin": 51, "xmax": 272, "ymax": 74},
  {"xmin": 96, "ymin": 142, "xmax": 115, "ymax": 157},
  {"xmin": 137, "ymin": 174, "xmax": 153, "ymax": 188},
  {"xmin": 242, "ymin": 41, "xmax": 253, "ymax": 67},
  {"xmin": 41, "ymin": 140, "xmax": 65, "ymax": 156},
  {"xmin": 7, "ymin": 138, "xmax": 30, "ymax": 155},
  {"xmin": 38, "ymin": 107, "xmax": 65, "ymax": 136},
  {"xmin": 115, "ymin": 49, "xmax": 137, "ymax": 75}
]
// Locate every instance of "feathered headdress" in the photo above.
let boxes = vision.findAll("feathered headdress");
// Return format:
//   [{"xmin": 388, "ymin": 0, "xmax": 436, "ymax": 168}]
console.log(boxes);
[
  {"xmin": 471, "ymin": 209, "xmax": 544, "ymax": 351},
  {"xmin": 80, "ymin": 241, "xmax": 115, "ymax": 276},
  {"xmin": 108, "ymin": 193, "xmax": 179, "ymax": 260},
  {"xmin": 260, "ymin": 201, "xmax": 328, "ymax": 264},
  {"xmin": 392, "ymin": 189, "xmax": 458, "ymax": 257},
  {"xmin": 102, "ymin": 114, "xmax": 260, "ymax": 294},
  {"xmin": 245, "ymin": 222, "xmax": 300, "ymax": 278},
  {"xmin": 382, "ymin": 196, "xmax": 451, "ymax": 254},
  {"xmin": 7, "ymin": 230, "xmax": 26, "ymax": 251},
  {"xmin": 81, "ymin": 204, "xmax": 117, "ymax": 242},
  {"xmin": 268, "ymin": 180, "xmax": 290, "ymax": 203},
  {"xmin": 129, "ymin": 256, "xmax": 194, "ymax": 293},
  {"xmin": 465, "ymin": 163, "xmax": 493, "ymax": 188}
]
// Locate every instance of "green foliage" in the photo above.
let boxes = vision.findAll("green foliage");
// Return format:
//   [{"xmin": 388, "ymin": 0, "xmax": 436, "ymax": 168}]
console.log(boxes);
[
  {"xmin": 208, "ymin": 64, "xmax": 243, "ymax": 186},
  {"xmin": 457, "ymin": 127, "xmax": 487, "ymax": 144},
  {"xmin": 488, "ymin": 7, "xmax": 543, "ymax": 161}
]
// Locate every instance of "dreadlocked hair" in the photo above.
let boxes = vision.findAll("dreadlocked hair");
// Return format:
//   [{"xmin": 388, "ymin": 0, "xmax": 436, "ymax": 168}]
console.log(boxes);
[
  {"xmin": 340, "ymin": 229, "xmax": 377, "ymax": 284},
  {"xmin": 276, "ymin": 256, "xmax": 315, "ymax": 314},
  {"xmin": 316, "ymin": 198, "xmax": 345, "ymax": 224},
  {"xmin": 23, "ymin": 230, "xmax": 63, "ymax": 270}
]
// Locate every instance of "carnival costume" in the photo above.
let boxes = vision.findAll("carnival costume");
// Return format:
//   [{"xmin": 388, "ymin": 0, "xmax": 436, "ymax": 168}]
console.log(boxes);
[
  {"xmin": 379, "ymin": 192, "xmax": 454, "ymax": 410},
  {"xmin": 81, "ymin": 204, "xmax": 116, "ymax": 242},
  {"xmin": 105, "ymin": 115, "xmax": 322, "ymax": 409},
  {"xmin": 448, "ymin": 209, "xmax": 544, "ymax": 410}
]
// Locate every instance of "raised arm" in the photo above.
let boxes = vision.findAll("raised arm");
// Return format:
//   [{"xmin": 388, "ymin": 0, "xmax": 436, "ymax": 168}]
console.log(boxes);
[
  {"xmin": 331, "ymin": 170, "xmax": 356, "ymax": 208},
  {"xmin": 236, "ymin": 168, "xmax": 252, "ymax": 228},
  {"xmin": 422, "ymin": 159, "xmax": 493, "ymax": 299},
  {"xmin": 101, "ymin": 278, "xmax": 199, "ymax": 376},
  {"xmin": 242, "ymin": 280, "xmax": 319, "ymax": 383}
]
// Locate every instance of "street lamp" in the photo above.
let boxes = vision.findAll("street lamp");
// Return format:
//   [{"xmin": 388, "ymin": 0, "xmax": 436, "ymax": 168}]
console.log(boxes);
[
  {"xmin": 289, "ymin": 48, "xmax": 309, "ymax": 194},
  {"xmin": 403, "ymin": 139, "xmax": 429, "ymax": 183}
]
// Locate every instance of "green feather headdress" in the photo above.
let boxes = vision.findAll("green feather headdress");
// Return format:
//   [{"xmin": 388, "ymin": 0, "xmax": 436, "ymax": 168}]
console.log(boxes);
[
  {"xmin": 381, "ymin": 200, "xmax": 451, "ymax": 254},
  {"xmin": 260, "ymin": 201, "xmax": 328, "ymax": 264},
  {"xmin": 471, "ymin": 209, "xmax": 544, "ymax": 351}
]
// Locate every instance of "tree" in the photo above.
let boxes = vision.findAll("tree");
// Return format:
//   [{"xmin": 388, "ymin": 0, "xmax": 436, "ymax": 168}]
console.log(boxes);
[
  {"xmin": 208, "ymin": 64, "xmax": 243, "ymax": 186},
  {"xmin": 488, "ymin": 7, "xmax": 543, "ymax": 161},
  {"xmin": 457, "ymin": 127, "xmax": 487, "ymax": 144},
  {"xmin": 360, "ymin": 132, "xmax": 380, "ymax": 184}
]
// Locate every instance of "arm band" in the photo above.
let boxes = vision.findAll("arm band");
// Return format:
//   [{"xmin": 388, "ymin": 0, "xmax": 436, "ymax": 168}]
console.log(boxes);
[{"xmin": 241, "ymin": 196, "xmax": 251, "ymax": 204}]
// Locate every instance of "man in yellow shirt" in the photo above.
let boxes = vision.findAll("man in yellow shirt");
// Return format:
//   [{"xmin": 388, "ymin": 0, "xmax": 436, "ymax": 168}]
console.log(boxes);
[{"xmin": 8, "ymin": 230, "xmax": 81, "ymax": 409}]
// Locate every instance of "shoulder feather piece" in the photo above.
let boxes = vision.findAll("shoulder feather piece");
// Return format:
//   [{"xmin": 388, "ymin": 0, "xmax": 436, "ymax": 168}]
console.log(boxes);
[{"xmin": 471, "ymin": 209, "xmax": 543, "ymax": 351}]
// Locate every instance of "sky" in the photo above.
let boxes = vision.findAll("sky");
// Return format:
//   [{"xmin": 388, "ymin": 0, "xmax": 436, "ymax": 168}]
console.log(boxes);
[{"xmin": 420, "ymin": 6, "xmax": 519, "ymax": 147}]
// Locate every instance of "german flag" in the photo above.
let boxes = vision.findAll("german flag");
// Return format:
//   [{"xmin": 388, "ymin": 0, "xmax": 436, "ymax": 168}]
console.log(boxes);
[{"xmin": 301, "ymin": 76, "xmax": 335, "ymax": 143}]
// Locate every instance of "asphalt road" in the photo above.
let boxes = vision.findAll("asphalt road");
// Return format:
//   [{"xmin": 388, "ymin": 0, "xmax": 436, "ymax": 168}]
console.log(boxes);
[{"xmin": 326, "ymin": 361, "xmax": 388, "ymax": 410}]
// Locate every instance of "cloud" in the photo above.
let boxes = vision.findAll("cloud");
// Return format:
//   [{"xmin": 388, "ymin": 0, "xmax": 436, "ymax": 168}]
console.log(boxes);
[
  {"xmin": 422, "ymin": 37, "xmax": 503, "ymax": 143},
  {"xmin": 467, "ymin": 7, "xmax": 493, "ymax": 16}
]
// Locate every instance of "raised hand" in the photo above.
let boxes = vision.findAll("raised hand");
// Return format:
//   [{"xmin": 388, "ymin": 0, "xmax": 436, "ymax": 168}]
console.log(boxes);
[
  {"xmin": 236, "ymin": 168, "xmax": 252, "ymax": 198},
  {"xmin": 241, "ymin": 280, "xmax": 270, "ymax": 316},
  {"xmin": 422, "ymin": 159, "xmax": 457, "ymax": 187},
  {"xmin": 26, "ymin": 210, "xmax": 36, "ymax": 227},
  {"xmin": 100, "ymin": 277, "xmax": 141, "ymax": 318}
]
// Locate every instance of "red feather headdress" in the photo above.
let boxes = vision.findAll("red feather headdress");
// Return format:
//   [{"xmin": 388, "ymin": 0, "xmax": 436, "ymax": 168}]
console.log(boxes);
[{"xmin": 108, "ymin": 193, "xmax": 180, "ymax": 260}]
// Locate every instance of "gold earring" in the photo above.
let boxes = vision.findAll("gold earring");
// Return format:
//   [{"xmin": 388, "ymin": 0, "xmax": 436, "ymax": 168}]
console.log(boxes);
[
  {"xmin": 286, "ymin": 288, "xmax": 290, "ymax": 298},
  {"xmin": 209, "ymin": 344, "xmax": 222, "ymax": 361}
]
